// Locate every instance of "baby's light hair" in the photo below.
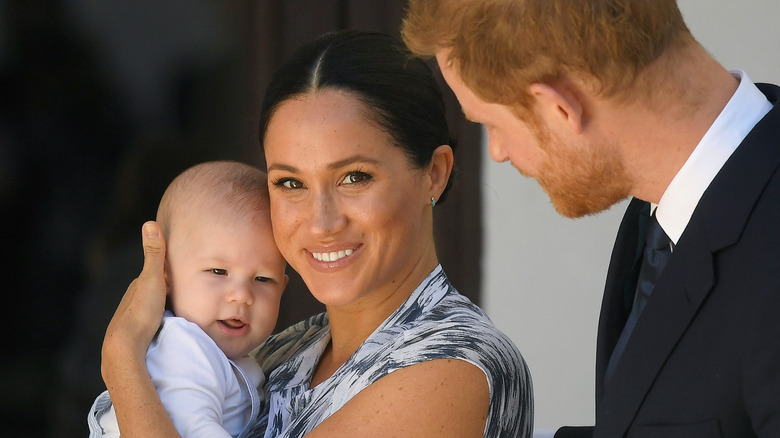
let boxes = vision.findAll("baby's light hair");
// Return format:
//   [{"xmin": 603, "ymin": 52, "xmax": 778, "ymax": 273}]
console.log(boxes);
[{"xmin": 156, "ymin": 160, "xmax": 269, "ymax": 239}]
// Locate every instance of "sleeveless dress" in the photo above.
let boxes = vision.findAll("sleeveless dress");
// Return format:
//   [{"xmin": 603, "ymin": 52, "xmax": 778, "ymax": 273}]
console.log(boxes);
[{"xmin": 246, "ymin": 265, "xmax": 533, "ymax": 438}]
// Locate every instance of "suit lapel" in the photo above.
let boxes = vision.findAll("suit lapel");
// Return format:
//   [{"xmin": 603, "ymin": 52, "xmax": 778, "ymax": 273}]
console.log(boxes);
[
  {"xmin": 595, "ymin": 198, "xmax": 646, "ymax": 399},
  {"xmin": 595, "ymin": 83, "xmax": 780, "ymax": 436},
  {"xmin": 596, "ymin": 218, "xmax": 715, "ymax": 436}
]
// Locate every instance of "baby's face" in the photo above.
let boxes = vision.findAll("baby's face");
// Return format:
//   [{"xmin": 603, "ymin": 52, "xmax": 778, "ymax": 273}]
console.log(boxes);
[{"xmin": 166, "ymin": 208, "xmax": 287, "ymax": 360}]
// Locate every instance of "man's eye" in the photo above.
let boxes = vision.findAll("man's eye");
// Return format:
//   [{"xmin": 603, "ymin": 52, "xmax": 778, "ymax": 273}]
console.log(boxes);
[
  {"xmin": 342, "ymin": 172, "xmax": 371, "ymax": 185},
  {"xmin": 211, "ymin": 268, "xmax": 227, "ymax": 275}
]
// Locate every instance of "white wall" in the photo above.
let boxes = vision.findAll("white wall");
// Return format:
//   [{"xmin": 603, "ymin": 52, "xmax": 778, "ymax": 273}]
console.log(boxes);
[{"xmin": 481, "ymin": 0, "xmax": 780, "ymax": 430}]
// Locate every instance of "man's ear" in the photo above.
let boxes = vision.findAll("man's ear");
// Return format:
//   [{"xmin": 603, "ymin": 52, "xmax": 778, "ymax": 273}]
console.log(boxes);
[{"xmin": 529, "ymin": 82, "xmax": 584, "ymax": 134}]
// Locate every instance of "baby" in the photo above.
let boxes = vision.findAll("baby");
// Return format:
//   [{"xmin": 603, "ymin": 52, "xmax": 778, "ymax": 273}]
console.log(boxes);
[{"xmin": 89, "ymin": 160, "xmax": 288, "ymax": 438}]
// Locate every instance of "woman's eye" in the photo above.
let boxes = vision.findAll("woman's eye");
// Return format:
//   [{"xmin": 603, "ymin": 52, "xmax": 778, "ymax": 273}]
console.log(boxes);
[
  {"xmin": 255, "ymin": 276, "xmax": 270, "ymax": 283},
  {"xmin": 342, "ymin": 171, "xmax": 371, "ymax": 185},
  {"xmin": 278, "ymin": 178, "xmax": 303, "ymax": 189},
  {"xmin": 211, "ymin": 268, "xmax": 227, "ymax": 276}
]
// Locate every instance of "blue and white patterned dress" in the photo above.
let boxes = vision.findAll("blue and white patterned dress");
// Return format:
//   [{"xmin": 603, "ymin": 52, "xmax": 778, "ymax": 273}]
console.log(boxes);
[{"xmin": 246, "ymin": 265, "xmax": 533, "ymax": 438}]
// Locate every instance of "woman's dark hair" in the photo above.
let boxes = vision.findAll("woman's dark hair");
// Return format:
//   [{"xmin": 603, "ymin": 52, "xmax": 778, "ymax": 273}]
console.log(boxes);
[{"xmin": 259, "ymin": 29, "xmax": 457, "ymax": 203}]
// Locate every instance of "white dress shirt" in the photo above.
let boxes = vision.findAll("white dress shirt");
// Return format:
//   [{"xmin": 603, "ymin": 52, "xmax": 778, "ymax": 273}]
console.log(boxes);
[{"xmin": 655, "ymin": 70, "xmax": 772, "ymax": 244}]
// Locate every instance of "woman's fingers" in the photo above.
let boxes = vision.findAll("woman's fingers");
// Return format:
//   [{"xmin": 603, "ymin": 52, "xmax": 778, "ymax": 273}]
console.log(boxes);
[
  {"xmin": 132, "ymin": 221, "xmax": 168, "ymax": 330},
  {"xmin": 139, "ymin": 221, "xmax": 166, "ymax": 288},
  {"xmin": 102, "ymin": 221, "xmax": 167, "ymax": 367}
]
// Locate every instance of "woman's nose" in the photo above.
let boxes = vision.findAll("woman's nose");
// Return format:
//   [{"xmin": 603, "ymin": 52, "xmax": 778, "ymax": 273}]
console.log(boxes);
[{"xmin": 309, "ymin": 191, "xmax": 347, "ymax": 236}]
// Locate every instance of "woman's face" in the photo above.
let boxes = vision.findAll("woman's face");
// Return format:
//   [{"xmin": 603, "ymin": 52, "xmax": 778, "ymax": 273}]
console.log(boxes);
[{"xmin": 264, "ymin": 90, "xmax": 436, "ymax": 310}]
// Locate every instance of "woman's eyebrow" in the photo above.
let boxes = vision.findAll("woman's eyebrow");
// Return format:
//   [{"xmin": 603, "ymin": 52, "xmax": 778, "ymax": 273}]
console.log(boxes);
[
  {"xmin": 266, "ymin": 163, "xmax": 297, "ymax": 173},
  {"xmin": 267, "ymin": 155, "xmax": 381, "ymax": 173},
  {"xmin": 327, "ymin": 155, "xmax": 380, "ymax": 169}
]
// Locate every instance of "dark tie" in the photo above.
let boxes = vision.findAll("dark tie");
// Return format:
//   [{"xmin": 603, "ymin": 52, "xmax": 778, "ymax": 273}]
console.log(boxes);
[{"xmin": 605, "ymin": 211, "xmax": 672, "ymax": 384}]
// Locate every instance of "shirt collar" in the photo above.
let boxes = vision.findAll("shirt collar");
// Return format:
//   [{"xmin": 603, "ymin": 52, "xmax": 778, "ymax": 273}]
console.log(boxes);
[{"xmin": 655, "ymin": 70, "xmax": 772, "ymax": 244}]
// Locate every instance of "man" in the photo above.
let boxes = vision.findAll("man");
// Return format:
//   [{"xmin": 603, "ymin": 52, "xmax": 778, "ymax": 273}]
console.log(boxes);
[{"xmin": 403, "ymin": 1, "xmax": 780, "ymax": 436}]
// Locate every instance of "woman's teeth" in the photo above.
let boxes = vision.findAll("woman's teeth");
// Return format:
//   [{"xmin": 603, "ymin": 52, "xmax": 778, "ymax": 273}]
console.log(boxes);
[{"xmin": 312, "ymin": 249, "xmax": 354, "ymax": 262}]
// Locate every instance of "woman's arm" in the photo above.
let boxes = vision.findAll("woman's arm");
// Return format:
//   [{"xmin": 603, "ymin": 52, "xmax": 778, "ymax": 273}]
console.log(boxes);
[
  {"xmin": 307, "ymin": 358, "xmax": 490, "ymax": 438},
  {"xmin": 100, "ymin": 221, "xmax": 181, "ymax": 438}
]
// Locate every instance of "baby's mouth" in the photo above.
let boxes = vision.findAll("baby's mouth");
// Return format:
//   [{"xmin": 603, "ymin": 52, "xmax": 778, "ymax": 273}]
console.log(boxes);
[{"xmin": 221, "ymin": 318, "xmax": 246, "ymax": 329}]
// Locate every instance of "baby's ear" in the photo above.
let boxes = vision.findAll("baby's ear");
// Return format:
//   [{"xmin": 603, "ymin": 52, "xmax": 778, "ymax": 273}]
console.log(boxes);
[
  {"xmin": 163, "ymin": 259, "xmax": 172, "ymax": 295},
  {"xmin": 162, "ymin": 256, "xmax": 175, "ymax": 311}
]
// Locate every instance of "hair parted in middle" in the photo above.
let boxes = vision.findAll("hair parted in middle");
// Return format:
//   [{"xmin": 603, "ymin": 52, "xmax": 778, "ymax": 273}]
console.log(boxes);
[{"xmin": 259, "ymin": 29, "xmax": 457, "ymax": 204}]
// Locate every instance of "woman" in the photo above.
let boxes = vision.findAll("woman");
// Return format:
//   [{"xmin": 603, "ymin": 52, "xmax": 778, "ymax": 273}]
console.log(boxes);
[{"xmin": 100, "ymin": 30, "xmax": 532, "ymax": 437}]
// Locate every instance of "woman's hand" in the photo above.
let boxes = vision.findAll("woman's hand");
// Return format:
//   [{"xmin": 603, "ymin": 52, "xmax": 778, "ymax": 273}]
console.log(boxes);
[
  {"xmin": 101, "ymin": 221, "xmax": 180, "ymax": 438},
  {"xmin": 102, "ymin": 221, "xmax": 167, "ymax": 364}
]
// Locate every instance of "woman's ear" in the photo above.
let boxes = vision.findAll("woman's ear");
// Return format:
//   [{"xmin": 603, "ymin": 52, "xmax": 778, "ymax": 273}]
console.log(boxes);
[
  {"xmin": 428, "ymin": 144, "xmax": 454, "ymax": 201},
  {"xmin": 528, "ymin": 82, "xmax": 584, "ymax": 134}
]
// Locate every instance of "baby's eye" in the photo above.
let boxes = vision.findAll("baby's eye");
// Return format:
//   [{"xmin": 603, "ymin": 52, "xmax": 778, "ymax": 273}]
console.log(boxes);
[
  {"xmin": 255, "ymin": 276, "xmax": 270, "ymax": 283},
  {"xmin": 211, "ymin": 268, "xmax": 227, "ymax": 276},
  {"xmin": 341, "ymin": 171, "xmax": 371, "ymax": 185}
]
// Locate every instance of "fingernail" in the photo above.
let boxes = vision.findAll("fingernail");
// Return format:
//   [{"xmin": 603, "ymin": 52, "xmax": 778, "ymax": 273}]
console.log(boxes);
[{"xmin": 143, "ymin": 222, "xmax": 159, "ymax": 238}]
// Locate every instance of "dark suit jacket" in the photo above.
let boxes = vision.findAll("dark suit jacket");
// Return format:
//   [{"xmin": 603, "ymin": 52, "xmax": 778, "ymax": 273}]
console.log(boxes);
[{"xmin": 557, "ymin": 83, "xmax": 780, "ymax": 438}]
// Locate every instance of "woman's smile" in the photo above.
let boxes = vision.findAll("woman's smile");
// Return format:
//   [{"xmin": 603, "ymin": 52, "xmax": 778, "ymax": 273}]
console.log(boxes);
[
  {"xmin": 311, "ymin": 248, "xmax": 355, "ymax": 262},
  {"xmin": 264, "ymin": 89, "xmax": 437, "ymax": 309}
]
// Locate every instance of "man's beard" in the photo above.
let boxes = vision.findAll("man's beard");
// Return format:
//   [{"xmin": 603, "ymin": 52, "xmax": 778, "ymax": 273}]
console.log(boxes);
[{"xmin": 533, "ymin": 126, "xmax": 631, "ymax": 219}]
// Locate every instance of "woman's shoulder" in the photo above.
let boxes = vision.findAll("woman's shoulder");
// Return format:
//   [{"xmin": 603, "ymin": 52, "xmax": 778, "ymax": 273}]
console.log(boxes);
[
  {"xmin": 400, "ymin": 289, "xmax": 525, "ymax": 368},
  {"xmin": 348, "ymin": 280, "xmax": 532, "ymax": 436},
  {"xmin": 358, "ymin": 271, "xmax": 528, "ymax": 382},
  {"xmin": 396, "ymin": 285, "xmax": 533, "ymax": 437}
]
